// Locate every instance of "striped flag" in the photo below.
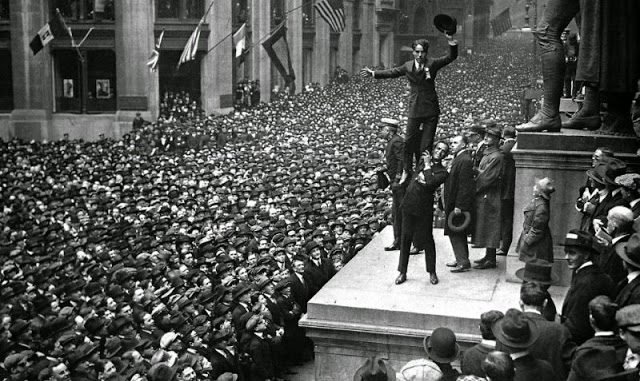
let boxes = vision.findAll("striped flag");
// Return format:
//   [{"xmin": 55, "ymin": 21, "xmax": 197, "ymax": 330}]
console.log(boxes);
[
  {"xmin": 147, "ymin": 29, "xmax": 164, "ymax": 72},
  {"xmin": 29, "ymin": 9, "xmax": 72, "ymax": 55},
  {"xmin": 491, "ymin": 8, "xmax": 512, "ymax": 37},
  {"xmin": 177, "ymin": 20, "xmax": 202, "ymax": 68},
  {"xmin": 233, "ymin": 23, "xmax": 246, "ymax": 59},
  {"xmin": 314, "ymin": 0, "xmax": 345, "ymax": 33}
]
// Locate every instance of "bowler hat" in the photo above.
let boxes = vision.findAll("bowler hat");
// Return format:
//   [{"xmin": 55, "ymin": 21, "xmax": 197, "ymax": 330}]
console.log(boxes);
[
  {"xmin": 616, "ymin": 232, "xmax": 640, "ymax": 268},
  {"xmin": 447, "ymin": 211, "xmax": 471, "ymax": 233},
  {"xmin": 232, "ymin": 283, "xmax": 251, "ymax": 300},
  {"xmin": 491, "ymin": 308, "xmax": 539, "ymax": 351},
  {"xmin": 485, "ymin": 124, "xmax": 501, "ymax": 138},
  {"xmin": 570, "ymin": 346, "xmax": 638, "ymax": 381},
  {"xmin": 515, "ymin": 259, "xmax": 558, "ymax": 285},
  {"xmin": 423, "ymin": 327, "xmax": 459, "ymax": 363},
  {"xmin": 434, "ymin": 14, "xmax": 457, "ymax": 35}
]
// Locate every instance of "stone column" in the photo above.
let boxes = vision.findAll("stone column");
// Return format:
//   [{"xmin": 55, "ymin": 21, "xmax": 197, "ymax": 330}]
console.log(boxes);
[
  {"xmin": 201, "ymin": 0, "xmax": 234, "ymax": 114},
  {"xmin": 337, "ymin": 1, "xmax": 353, "ymax": 74},
  {"xmin": 313, "ymin": 10, "xmax": 330, "ymax": 85},
  {"xmin": 114, "ymin": 0, "xmax": 155, "ymax": 136},
  {"xmin": 361, "ymin": 0, "xmax": 375, "ymax": 67},
  {"xmin": 286, "ymin": 0, "xmax": 303, "ymax": 93},
  {"xmin": 250, "ymin": 0, "xmax": 271, "ymax": 102},
  {"xmin": 10, "ymin": 0, "xmax": 52, "ymax": 141}
]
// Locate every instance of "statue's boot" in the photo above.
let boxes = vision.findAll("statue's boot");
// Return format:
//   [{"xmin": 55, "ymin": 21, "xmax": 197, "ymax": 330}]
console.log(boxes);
[{"xmin": 562, "ymin": 85, "xmax": 601, "ymax": 130}]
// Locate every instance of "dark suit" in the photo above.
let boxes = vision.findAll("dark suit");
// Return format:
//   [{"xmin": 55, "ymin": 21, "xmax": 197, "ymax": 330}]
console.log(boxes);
[
  {"xmin": 247, "ymin": 333, "xmax": 275, "ymax": 381},
  {"xmin": 525, "ymin": 312, "xmax": 576, "ymax": 380},
  {"xmin": 386, "ymin": 133, "xmax": 405, "ymax": 246},
  {"xmin": 500, "ymin": 139, "xmax": 517, "ymax": 253},
  {"xmin": 232, "ymin": 303, "xmax": 250, "ymax": 333},
  {"xmin": 443, "ymin": 149, "xmax": 475, "ymax": 267},
  {"xmin": 579, "ymin": 190, "xmax": 628, "ymax": 234},
  {"xmin": 567, "ymin": 334, "xmax": 627, "ymax": 381},
  {"xmin": 616, "ymin": 273, "xmax": 640, "ymax": 308},
  {"xmin": 461, "ymin": 342, "xmax": 494, "ymax": 377},
  {"xmin": 373, "ymin": 43, "xmax": 458, "ymax": 171},
  {"xmin": 399, "ymin": 160, "xmax": 448, "ymax": 274},
  {"xmin": 209, "ymin": 349, "xmax": 240, "ymax": 380},
  {"xmin": 304, "ymin": 258, "xmax": 335, "ymax": 298},
  {"xmin": 512, "ymin": 354, "xmax": 556, "ymax": 381},
  {"xmin": 288, "ymin": 273, "xmax": 309, "ymax": 313},
  {"xmin": 562, "ymin": 264, "xmax": 615, "ymax": 345},
  {"xmin": 599, "ymin": 234, "xmax": 629, "ymax": 285}
]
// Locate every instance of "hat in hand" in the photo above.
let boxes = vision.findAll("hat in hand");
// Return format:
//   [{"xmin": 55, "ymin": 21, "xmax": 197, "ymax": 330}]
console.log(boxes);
[{"xmin": 434, "ymin": 14, "xmax": 457, "ymax": 35}]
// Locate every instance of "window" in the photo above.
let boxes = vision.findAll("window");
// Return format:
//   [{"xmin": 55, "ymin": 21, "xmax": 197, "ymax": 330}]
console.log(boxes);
[
  {"xmin": 54, "ymin": 0, "xmax": 115, "ymax": 22},
  {"xmin": 234, "ymin": 0, "xmax": 248, "ymax": 26},
  {"xmin": 54, "ymin": 49, "xmax": 116, "ymax": 113},
  {"xmin": 353, "ymin": 0, "xmax": 360, "ymax": 30},
  {"xmin": 303, "ymin": 1, "xmax": 314, "ymax": 26},
  {"xmin": 159, "ymin": 51, "xmax": 201, "ymax": 107},
  {"xmin": 0, "ymin": 50, "xmax": 12, "ymax": 111},
  {"xmin": 272, "ymin": 0, "xmax": 285, "ymax": 27},
  {"xmin": 157, "ymin": 0, "xmax": 205, "ymax": 19},
  {"xmin": 0, "ymin": 0, "xmax": 9, "ymax": 20}
]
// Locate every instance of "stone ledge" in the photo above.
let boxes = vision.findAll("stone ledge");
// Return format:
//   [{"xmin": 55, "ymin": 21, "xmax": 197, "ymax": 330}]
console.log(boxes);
[{"xmin": 517, "ymin": 130, "xmax": 639, "ymax": 154}]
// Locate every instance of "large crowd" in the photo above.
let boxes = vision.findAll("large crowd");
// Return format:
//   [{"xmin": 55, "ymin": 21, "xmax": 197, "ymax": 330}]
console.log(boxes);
[{"xmin": 3, "ymin": 32, "xmax": 636, "ymax": 381}]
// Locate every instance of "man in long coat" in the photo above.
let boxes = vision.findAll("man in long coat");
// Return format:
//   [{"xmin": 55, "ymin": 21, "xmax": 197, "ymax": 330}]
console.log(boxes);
[
  {"xmin": 361, "ymin": 33, "xmax": 458, "ymax": 173},
  {"xmin": 380, "ymin": 118, "xmax": 405, "ymax": 251},
  {"xmin": 395, "ymin": 142, "xmax": 449, "ymax": 286},
  {"xmin": 443, "ymin": 135, "xmax": 475, "ymax": 272},
  {"xmin": 516, "ymin": 177, "xmax": 555, "ymax": 263},
  {"xmin": 473, "ymin": 124, "xmax": 504, "ymax": 270}
]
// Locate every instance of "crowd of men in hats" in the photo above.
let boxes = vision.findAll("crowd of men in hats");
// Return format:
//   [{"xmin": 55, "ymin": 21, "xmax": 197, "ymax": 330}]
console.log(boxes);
[{"xmin": 1, "ymin": 31, "xmax": 639, "ymax": 380}]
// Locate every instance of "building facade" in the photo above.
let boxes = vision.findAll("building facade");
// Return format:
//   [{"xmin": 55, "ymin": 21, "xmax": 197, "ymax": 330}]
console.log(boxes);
[{"xmin": 0, "ymin": 0, "xmax": 470, "ymax": 141}]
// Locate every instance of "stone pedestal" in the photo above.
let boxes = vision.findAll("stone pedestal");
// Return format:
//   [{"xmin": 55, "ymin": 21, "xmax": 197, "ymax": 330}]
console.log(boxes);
[
  {"xmin": 301, "ymin": 227, "xmax": 568, "ymax": 381},
  {"xmin": 201, "ymin": 0, "xmax": 234, "ymax": 114},
  {"xmin": 115, "ymin": 1, "xmax": 156, "ymax": 116},
  {"xmin": 507, "ymin": 131, "xmax": 640, "ymax": 286}
]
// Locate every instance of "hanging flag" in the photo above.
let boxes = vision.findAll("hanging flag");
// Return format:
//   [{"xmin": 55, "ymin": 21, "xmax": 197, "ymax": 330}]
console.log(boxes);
[
  {"xmin": 147, "ymin": 29, "xmax": 165, "ymax": 72},
  {"xmin": 233, "ymin": 23, "xmax": 247, "ymax": 59},
  {"xmin": 29, "ymin": 9, "xmax": 72, "ymax": 55},
  {"xmin": 314, "ymin": 0, "xmax": 345, "ymax": 33},
  {"xmin": 177, "ymin": 20, "xmax": 202, "ymax": 68},
  {"xmin": 491, "ymin": 8, "xmax": 512, "ymax": 37},
  {"xmin": 262, "ymin": 23, "xmax": 296, "ymax": 92}
]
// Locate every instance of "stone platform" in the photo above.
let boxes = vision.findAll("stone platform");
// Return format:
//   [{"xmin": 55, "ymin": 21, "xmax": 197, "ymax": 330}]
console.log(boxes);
[{"xmin": 300, "ymin": 226, "xmax": 568, "ymax": 381}]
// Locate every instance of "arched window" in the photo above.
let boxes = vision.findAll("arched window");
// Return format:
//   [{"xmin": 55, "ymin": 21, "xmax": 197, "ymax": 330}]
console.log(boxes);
[{"xmin": 414, "ymin": 7, "xmax": 427, "ymax": 35}]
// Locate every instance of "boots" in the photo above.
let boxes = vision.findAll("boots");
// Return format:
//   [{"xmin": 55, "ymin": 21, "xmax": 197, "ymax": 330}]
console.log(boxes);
[
  {"xmin": 562, "ymin": 85, "xmax": 601, "ymax": 130},
  {"xmin": 598, "ymin": 92, "xmax": 635, "ymax": 135}
]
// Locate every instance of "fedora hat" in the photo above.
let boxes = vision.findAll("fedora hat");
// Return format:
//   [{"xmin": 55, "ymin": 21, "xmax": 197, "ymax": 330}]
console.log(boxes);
[
  {"xmin": 570, "ymin": 346, "xmax": 638, "ymax": 381},
  {"xmin": 617, "ymin": 232, "xmax": 640, "ymax": 269},
  {"xmin": 423, "ymin": 327, "xmax": 459, "ymax": 363},
  {"xmin": 447, "ymin": 211, "xmax": 471, "ymax": 233},
  {"xmin": 491, "ymin": 308, "xmax": 539, "ymax": 352},
  {"xmin": 604, "ymin": 158, "xmax": 627, "ymax": 185},
  {"xmin": 560, "ymin": 229, "xmax": 600, "ymax": 256},
  {"xmin": 434, "ymin": 14, "xmax": 457, "ymax": 35},
  {"xmin": 353, "ymin": 355, "xmax": 397, "ymax": 381},
  {"xmin": 616, "ymin": 304, "xmax": 640, "ymax": 333},
  {"xmin": 485, "ymin": 124, "xmax": 502, "ymax": 138},
  {"xmin": 380, "ymin": 118, "xmax": 400, "ymax": 129},
  {"xmin": 515, "ymin": 259, "xmax": 558, "ymax": 285}
]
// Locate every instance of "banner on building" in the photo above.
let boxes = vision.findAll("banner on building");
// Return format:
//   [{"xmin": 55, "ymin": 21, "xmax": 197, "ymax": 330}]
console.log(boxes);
[
  {"xmin": 314, "ymin": 0, "xmax": 345, "ymax": 33},
  {"xmin": 262, "ymin": 23, "xmax": 296, "ymax": 92},
  {"xmin": 233, "ymin": 23, "xmax": 247, "ymax": 60},
  {"xmin": 29, "ymin": 9, "xmax": 71, "ymax": 55}
]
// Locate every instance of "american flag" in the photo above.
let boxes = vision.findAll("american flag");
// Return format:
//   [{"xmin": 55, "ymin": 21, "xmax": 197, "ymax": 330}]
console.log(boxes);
[
  {"xmin": 314, "ymin": 0, "xmax": 345, "ymax": 33},
  {"xmin": 146, "ymin": 29, "xmax": 164, "ymax": 72},
  {"xmin": 177, "ymin": 20, "xmax": 202, "ymax": 68},
  {"xmin": 491, "ymin": 8, "xmax": 512, "ymax": 37}
]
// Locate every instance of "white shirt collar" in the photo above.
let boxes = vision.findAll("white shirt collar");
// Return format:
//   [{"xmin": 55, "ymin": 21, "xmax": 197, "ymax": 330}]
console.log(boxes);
[
  {"xmin": 480, "ymin": 339, "xmax": 496, "ymax": 348},
  {"xmin": 523, "ymin": 308, "xmax": 542, "ymax": 315},
  {"xmin": 631, "ymin": 198, "xmax": 640, "ymax": 208},
  {"xmin": 613, "ymin": 234, "xmax": 630, "ymax": 245},
  {"xmin": 594, "ymin": 331, "xmax": 615, "ymax": 336},
  {"xmin": 510, "ymin": 350, "xmax": 529, "ymax": 360},
  {"xmin": 577, "ymin": 261, "xmax": 594, "ymax": 272},
  {"xmin": 414, "ymin": 59, "xmax": 423, "ymax": 70},
  {"xmin": 628, "ymin": 271, "xmax": 640, "ymax": 283}
]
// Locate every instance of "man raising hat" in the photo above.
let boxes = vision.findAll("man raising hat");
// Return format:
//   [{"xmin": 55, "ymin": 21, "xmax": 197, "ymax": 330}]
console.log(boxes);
[{"xmin": 560, "ymin": 230, "xmax": 615, "ymax": 345}]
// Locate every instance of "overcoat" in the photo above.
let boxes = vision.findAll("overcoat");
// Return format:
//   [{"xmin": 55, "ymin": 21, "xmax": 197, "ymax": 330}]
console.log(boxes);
[
  {"xmin": 473, "ymin": 146, "xmax": 503, "ymax": 248},
  {"xmin": 516, "ymin": 195, "xmax": 553, "ymax": 262},
  {"xmin": 443, "ymin": 149, "xmax": 475, "ymax": 235}
]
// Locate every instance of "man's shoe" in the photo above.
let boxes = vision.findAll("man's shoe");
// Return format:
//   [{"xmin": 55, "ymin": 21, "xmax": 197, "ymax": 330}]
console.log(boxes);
[
  {"xmin": 496, "ymin": 249, "xmax": 507, "ymax": 256},
  {"xmin": 473, "ymin": 261, "xmax": 497, "ymax": 270},
  {"xmin": 384, "ymin": 244, "xmax": 399, "ymax": 251},
  {"xmin": 446, "ymin": 261, "xmax": 458, "ymax": 267},
  {"xmin": 474, "ymin": 257, "xmax": 488, "ymax": 264},
  {"xmin": 516, "ymin": 114, "xmax": 561, "ymax": 133},
  {"xmin": 395, "ymin": 273, "xmax": 407, "ymax": 285},
  {"xmin": 450, "ymin": 265, "xmax": 470, "ymax": 273},
  {"xmin": 410, "ymin": 247, "xmax": 421, "ymax": 255},
  {"xmin": 430, "ymin": 273, "xmax": 439, "ymax": 285},
  {"xmin": 562, "ymin": 114, "xmax": 600, "ymax": 130}
]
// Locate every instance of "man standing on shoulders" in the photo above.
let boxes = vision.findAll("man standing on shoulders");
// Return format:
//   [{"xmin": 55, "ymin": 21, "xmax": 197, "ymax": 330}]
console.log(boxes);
[
  {"xmin": 379, "ymin": 118, "xmax": 406, "ymax": 252},
  {"xmin": 561, "ymin": 230, "xmax": 615, "ymax": 345},
  {"xmin": 361, "ymin": 33, "xmax": 458, "ymax": 174},
  {"xmin": 473, "ymin": 123, "xmax": 504, "ymax": 270},
  {"xmin": 444, "ymin": 135, "xmax": 475, "ymax": 273}
]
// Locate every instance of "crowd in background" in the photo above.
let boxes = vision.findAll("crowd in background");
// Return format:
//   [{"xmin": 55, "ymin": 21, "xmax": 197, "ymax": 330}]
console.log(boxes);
[{"xmin": 0, "ymin": 33, "xmax": 615, "ymax": 381}]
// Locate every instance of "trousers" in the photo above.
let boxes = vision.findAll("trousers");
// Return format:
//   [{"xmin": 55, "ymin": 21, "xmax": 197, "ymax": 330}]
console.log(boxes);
[
  {"xmin": 398, "ymin": 212, "xmax": 436, "ymax": 274},
  {"xmin": 405, "ymin": 116, "xmax": 438, "ymax": 173}
]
